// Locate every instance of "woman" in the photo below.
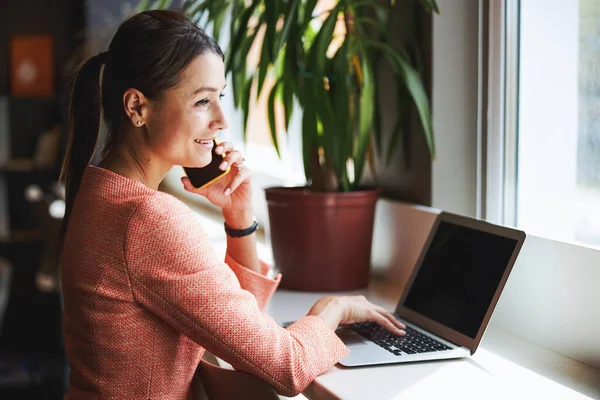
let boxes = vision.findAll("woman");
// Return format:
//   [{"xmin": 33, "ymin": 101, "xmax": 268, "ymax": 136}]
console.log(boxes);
[{"xmin": 59, "ymin": 9, "xmax": 405, "ymax": 399}]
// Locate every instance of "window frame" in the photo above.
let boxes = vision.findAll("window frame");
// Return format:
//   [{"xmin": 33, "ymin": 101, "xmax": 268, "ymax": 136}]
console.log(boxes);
[
  {"xmin": 480, "ymin": 0, "xmax": 520, "ymax": 226},
  {"xmin": 483, "ymin": 0, "xmax": 600, "ymax": 251}
]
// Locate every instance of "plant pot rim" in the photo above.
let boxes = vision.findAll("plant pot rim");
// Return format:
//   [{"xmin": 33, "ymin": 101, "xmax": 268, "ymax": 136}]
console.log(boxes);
[{"xmin": 265, "ymin": 186, "xmax": 381, "ymax": 197}]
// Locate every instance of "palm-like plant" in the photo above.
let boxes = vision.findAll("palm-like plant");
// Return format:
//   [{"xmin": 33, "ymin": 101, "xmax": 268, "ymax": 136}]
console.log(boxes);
[{"xmin": 180, "ymin": 0, "xmax": 438, "ymax": 192}]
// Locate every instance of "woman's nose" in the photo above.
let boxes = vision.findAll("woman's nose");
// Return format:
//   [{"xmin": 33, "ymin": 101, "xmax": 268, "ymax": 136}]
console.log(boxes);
[{"xmin": 210, "ymin": 105, "xmax": 228, "ymax": 131}]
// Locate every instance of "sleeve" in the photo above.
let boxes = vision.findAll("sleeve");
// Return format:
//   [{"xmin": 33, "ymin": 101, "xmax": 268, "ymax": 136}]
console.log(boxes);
[
  {"xmin": 124, "ymin": 194, "xmax": 349, "ymax": 397},
  {"xmin": 224, "ymin": 253, "xmax": 281, "ymax": 311}
]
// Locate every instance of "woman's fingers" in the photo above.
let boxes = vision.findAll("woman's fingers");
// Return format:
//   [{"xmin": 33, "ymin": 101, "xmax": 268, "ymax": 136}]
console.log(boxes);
[
  {"xmin": 361, "ymin": 299, "xmax": 405, "ymax": 335},
  {"xmin": 214, "ymin": 141, "xmax": 233, "ymax": 156},
  {"xmin": 219, "ymin": 149, "xmax": 244, "ymax": 171},
  {"xmin": 212, "ymin": 142, "xmax": 246, "ymax": 170},
  {"xmin": 181, "ymin": 176, "xmax": 195, "ymax": 192},
  {"xmin": 224, "ymin": 166, "xmax": 251, "ymax": 195},
  {"xmin": 371, "ymin": 312, "xmax": 405, "ymax": 336},
  {"xmin": 375, "ymin": 306, "xmax": 406, "ymax": 330}
]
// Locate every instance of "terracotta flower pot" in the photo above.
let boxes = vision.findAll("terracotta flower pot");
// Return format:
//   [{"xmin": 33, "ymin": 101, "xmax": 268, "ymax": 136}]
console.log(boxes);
[{"xmin": 265, "ymin": 187, "xmax": 379, "ymax": 291}]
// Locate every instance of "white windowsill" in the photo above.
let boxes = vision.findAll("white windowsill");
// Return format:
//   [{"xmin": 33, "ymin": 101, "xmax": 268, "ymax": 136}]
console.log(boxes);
[{"xmin": 268, "ymin": 281, "xmax": 600, "ymax": 400}]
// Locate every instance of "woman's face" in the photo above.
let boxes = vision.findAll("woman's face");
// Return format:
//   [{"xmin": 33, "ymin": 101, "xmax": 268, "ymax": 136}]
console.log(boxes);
[{"xmin": 144, "ymin": 52, "xmax": 228, "ymax": 169}]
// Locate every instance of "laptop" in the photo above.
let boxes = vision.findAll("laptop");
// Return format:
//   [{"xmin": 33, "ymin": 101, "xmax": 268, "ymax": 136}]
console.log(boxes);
[{"xmin": 336, "ymin": 211, "xmax": 526, "ymax": 367}]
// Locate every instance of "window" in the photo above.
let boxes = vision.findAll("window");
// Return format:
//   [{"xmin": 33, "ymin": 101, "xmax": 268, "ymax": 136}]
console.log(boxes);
[{"xmin": 490, "ymin": 0, "xmax": 600, "ymax": 249}]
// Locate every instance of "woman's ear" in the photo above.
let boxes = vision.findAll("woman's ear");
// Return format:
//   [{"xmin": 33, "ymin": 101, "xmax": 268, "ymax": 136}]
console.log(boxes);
[{"xmin": 122, "ymin": 89, "xmax": 148, "ymax": 128}]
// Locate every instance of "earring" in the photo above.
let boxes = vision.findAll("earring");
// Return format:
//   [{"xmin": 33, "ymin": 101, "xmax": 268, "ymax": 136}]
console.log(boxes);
[{"xmin": 137, "ymin": 121, "xmax": 142, "ymax": 126}]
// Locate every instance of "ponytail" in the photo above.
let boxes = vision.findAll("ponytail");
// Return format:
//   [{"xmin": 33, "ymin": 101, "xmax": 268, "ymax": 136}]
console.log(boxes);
[{"xmin": 57, "ymin": 52, "xmax": 107, "ymax": 253}]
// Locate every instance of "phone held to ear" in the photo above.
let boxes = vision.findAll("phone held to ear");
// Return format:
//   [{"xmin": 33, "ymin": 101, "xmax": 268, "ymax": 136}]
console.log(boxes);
[{"xmin": 183, "ymin": 140, "xmax": 231, "ymax": 189}]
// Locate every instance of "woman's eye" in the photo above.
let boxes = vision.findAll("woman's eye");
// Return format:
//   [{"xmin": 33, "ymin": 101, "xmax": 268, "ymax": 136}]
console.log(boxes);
[
  {"xmin": 196, "ymin": 99, "xmax": 209, "ymax": 106},
  {"xmin": 219, "ymin": 93, "xmax": 226, "ymax": 100}
]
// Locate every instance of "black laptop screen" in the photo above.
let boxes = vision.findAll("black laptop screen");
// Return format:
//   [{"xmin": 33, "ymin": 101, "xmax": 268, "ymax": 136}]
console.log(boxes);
[{"xmin": 403, "ymin": 221, "xmax": 518, "ymax": 338}]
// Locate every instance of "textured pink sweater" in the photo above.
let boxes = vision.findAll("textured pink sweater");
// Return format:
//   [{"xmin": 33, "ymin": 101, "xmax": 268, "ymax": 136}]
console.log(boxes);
[{"xmin": 60, "ymin": 166, "xmax": 349, "ymax": 399}]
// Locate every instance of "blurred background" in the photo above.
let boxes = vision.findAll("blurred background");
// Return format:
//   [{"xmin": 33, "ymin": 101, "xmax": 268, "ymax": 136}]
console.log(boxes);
[{"xmin": 0, "ymin": 0, "xmax": 599, "ymax": 398}]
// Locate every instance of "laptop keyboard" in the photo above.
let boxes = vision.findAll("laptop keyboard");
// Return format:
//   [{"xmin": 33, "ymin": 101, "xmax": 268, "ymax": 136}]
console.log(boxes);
[{"xmin": 350, "ymin": 321, "xmax": 453, "ymax": 356}]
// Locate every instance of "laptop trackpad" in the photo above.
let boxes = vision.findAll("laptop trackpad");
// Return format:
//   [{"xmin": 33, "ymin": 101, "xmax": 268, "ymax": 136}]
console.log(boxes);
[{"xmin": 336, "ymin": 328, "xmax": 368, "ymax": 346}]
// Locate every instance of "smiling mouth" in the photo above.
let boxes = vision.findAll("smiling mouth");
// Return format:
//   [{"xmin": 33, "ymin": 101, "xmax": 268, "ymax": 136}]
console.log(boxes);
[{"xmin": 194, "ymin": 139, "xmax": 214, "ymax": 145}]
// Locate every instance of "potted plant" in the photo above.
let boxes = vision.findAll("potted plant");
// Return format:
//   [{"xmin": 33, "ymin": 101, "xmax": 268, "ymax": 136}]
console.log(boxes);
[{"xmin": 182, "ymin": 0, "xmax": 438, "ymax": 291}]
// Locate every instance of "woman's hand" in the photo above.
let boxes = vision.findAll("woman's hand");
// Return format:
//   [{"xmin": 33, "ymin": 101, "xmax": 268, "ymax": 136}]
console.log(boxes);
[
  {"xmin": 308, "ymin": 295, "xmax": 406, "ymax": 336},
  {"xmin": 181, "ymin": 142, "xmax": 252, "ymax": 213}
]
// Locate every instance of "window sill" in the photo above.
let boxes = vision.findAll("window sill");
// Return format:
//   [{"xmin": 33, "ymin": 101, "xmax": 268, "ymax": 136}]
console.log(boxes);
[{"xmin": 266, "ymin": 278, "xmax": 600, "ymax": 400}]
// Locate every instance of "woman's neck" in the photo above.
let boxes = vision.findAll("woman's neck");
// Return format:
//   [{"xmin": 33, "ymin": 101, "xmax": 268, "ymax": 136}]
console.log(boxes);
[{"xmin": 98, "ymin": 145, "xmax": 170, "ymax": 191}]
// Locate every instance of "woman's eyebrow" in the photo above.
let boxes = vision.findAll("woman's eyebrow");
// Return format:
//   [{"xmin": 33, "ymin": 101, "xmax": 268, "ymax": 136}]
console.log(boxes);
[
  {"xmin": 191, "ymin": 86, "xmax": 217, "ymax": 97},
  {"xmin": 190, "ymin": 84, "xmax": 227, "ymax": 97}
]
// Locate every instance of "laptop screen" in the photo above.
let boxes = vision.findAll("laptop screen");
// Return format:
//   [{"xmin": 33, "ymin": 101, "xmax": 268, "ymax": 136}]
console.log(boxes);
[{"xmin": 402, "ymin": 220, "xmax": 519, "ymax": 338}]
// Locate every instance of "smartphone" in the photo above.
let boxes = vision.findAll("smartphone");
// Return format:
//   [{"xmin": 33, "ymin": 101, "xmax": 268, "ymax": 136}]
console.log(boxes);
[{"xmin": 183, "ymin": 140, "xmax": 231, "ymax": 189}]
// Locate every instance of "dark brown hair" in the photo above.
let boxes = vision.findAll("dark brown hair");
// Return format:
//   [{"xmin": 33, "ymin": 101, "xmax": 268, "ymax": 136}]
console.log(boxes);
[{"xmin": 58, "ymin": 10, "xmax": 224, "ymax": 251}]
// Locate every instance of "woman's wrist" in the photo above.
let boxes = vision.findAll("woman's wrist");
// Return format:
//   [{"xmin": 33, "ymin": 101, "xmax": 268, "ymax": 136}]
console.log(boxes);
[
  {"xmin": 308, "ymin": 297, "xmax": 344, "ymax": 331},
  {"xmin": 222, "ymin": 208, "xmax": 254, "ymax": 230}
]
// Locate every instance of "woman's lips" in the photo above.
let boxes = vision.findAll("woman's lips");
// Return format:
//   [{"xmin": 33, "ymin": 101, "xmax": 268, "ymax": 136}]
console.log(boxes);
[{"xmin": 194, "ymin": 139, "xmax": 213, "ymax": 145}]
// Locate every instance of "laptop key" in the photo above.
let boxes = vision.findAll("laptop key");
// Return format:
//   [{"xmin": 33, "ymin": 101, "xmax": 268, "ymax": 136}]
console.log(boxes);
[{"xmin": 350, "ymin": 322, "xmax": 452, "ymax": 356}]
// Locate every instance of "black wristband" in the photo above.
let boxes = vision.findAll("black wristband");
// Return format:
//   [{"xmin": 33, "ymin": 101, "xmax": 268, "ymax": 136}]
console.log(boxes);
[{"xmin": 224, "ymin": 219, "xmax": 259, "ymax": 238}]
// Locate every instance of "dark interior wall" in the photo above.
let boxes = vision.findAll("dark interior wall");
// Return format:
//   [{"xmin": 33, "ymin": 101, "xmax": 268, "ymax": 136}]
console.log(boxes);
[
  {"xmin": 0, "ymin": 0, "xmax": 84, "ymax": 93},
  {"xmin": 0, "ymin": 0, "xmax": 84, "ymax": 158},
  {"xmin": 0, "ymin": 0, "xmax": 84, "ymax": 231},
  {"xmin": 0, "ymin": 1, "xmax": 83, "ymax": 364}
]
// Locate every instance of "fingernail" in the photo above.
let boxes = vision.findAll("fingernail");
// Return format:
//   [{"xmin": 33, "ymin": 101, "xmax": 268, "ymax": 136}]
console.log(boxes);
[
  {"xmin": 220, "ymin": 161, "xmax": 229, "ymax": 170},
  {"xmin": 224, "ymin": 188, "xmax": 231, "ymax": 196},
  {"xmin": 215, "ymin": 146, "xmax": 223, "ymax": 154}
]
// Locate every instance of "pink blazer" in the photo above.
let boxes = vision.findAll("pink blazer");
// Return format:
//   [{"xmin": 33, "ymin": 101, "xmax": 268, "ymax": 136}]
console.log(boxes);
[{"xmin": 60, "ymin": 166, "xmax": 349, "ymax": 399}]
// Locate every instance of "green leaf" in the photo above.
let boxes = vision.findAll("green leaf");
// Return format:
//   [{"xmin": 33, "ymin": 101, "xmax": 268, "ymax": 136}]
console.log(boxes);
[
  {"xmin": 155, "ymin": 0, "xmax": 172, "ymax": 9},
  {"xmin": 234, "ymin": 20, "xmax": 262, "ymax": 74},
  {"xmin": 264, "ymin": 0, "xmax": 277, "ymax": 60},
  {"xmin": 353, "ymin": 56, "xmax": 375, "ymax": 187},
  {"xmin": 184, "ymin": 0, "xmax": 208, "ymax": 16},
  {"xmin": 332, "ymin": 41, "xmax": 350, "ymax": 182},
  {"xmin": 182, "ymin": 0, "xmax": 194, "ymax": 12},
  {"xmin": 386, "ymin": 73, "xmax": 409, "ymax": 166},
  {"xmin": 372, "ymin": 57, "xmax": 382, "ymax": 157},
  {"xmin": 303, "ymin": 0, "xmax": 319, "ymax": 26},
  {"xmin": 229, "ymin": 23, "xmax": 261, "ymax": 107},
  {"xmin": 226, "ymin": 0, "xmax": 241, "ymax": 65},
  {"xmin": 232, "ymin": 63, "xmax": 245, "ymax": 108},
  {"xmin": 212, "ymin": 6, "xmax": 227, "ymax": 43},
  {"xmin": 302, "ymin": 80, "xmax": 317, "ymax": 182},
  {"xmin": 137, "ymin": 0, "xmax": 151, "ymax": 12},
  {"xmin": 226, "ymin": 0, "xmax": 262, "ymax": 72},
  {"xmin": 281, "ymin": 3, "xmax": 299, "ymax": 119},
  {"xmin": 390, "ymin": 53, "xmax": 435, "ymax": 159},
  {"xmin": 257, "ymin": 40, "xmax": 270, "ymax": 99},
  {"xmin": 350, "ymin": 0, "xmax": 390, "ymax": 14},
  {"xmin": 419, "ymin": 0, "xmax": 440, "ymax": 13},
  {"xmin": 366, "ymin": 40, "xmax": 435, "ymax": 159},
  {"xmin": 355, "ymin": 17, "xmax": 388, "ymax": 34},
  {"xmin": 308, "ymin": 4, "xmax": 339, "ymax": 76},
  {"xmin": 275, "ymin": 0, "xmax": 300, "ymax": 57},
  {"xmin": 283, "ymin": 47, "xmax": 295, "ymax": 131},
  {"xmin": 313, "ymin": 78, "xmax": 341, "ymax": 186},
  {"xmin": 268, "ymin": 80, "xmax": 282, "ymax": 158},
  {"xmin": 241, "ymin": 78, "xmax": 253, "ymax": 141}
]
